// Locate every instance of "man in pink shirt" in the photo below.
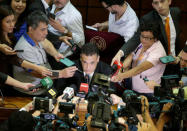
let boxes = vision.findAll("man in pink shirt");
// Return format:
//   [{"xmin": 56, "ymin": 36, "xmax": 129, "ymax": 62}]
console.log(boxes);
[{"xmin": 111, "ymin": 22, "xmax": 166, "ymax": 97}]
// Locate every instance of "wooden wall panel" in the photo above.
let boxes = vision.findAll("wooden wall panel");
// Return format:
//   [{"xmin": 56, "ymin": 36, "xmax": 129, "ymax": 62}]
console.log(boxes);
[
  {"xmin": 72, "ymin": 0, "xmax": 87, "ymax": 6},
  {"xmin": 172, "ymin": 0, "xmax": 187, "ymax": 12},
  {"xmin": 126, "ymin": 0, "xmax": 140, "ymax": 10},
  {"xmin": 87, "ymin": 8, "xmax": 108, "ymax": 25}
]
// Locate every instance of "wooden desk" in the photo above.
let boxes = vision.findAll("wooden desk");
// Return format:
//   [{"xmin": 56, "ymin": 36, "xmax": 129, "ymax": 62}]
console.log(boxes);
[{"xmin": 0, "ymin": 97, "xmax": 32, "ymax": 123}]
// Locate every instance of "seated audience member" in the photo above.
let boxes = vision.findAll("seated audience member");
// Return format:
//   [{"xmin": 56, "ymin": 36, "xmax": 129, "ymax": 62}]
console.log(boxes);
[
  {"xmin": 111, "ymin": 0, "xmax": 182, "ymax": 77},
  {"xmin": 56, "ymin": 43, "xmax": 116, "ymax": 94},
  {"xmin": 47, "ymin": 0, "xmax": 85, "ymax": 57},
  {"xmin": 0, "ymin": 72, "xmax": 34, "ymax": 90},
  {"xmin": 13, "ymin": 11, "xmax": 77, "ymax": 95},
  {"xmin": 92, "ymin": 0, "xmax": 139, "ymax": 43},
  {"xmin": 0, "ymin": 5, "xmax": 51, "ymax": 77},
  {"xmin": 111, "ymin": 23, "xmax": 166, "ymax": 97}
]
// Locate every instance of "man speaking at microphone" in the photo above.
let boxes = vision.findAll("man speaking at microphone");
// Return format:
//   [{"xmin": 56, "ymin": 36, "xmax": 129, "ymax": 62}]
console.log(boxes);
[{"xmin": 56, "ymin": 42, "xmax": 116, "ymax": 95}]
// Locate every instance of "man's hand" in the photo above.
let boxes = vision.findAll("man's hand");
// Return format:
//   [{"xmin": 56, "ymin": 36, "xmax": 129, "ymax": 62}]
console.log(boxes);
[
  {"xmin": 171, "ymin": 56, "xmax": 180, "ymax": 65},
  {"xmin": 111, "ymin": 50, "xmax": 124, "ymax": 66},
  {"xmin": 137, "ymin": 121, "xmax": 152, "ymax": 131},
  {"xmin": 49, "ymin": 18, "xmax": 67, "ymax": 34},
  {"xmin": 140, "ymin": 95, "xmax": 149, "ymax": 113},
  {"xmin": 59, "ymin": 66, "xmax": 78, "ymax": 78},
  {"xmin": 19, "ymin": 83, "xmax": 35, "ymax": 91},
  {"xmin": 0, "ymin": 44, "xmax": 16, "ymax": 55},
  {"xmin": 159, "ymin": 102, "xmax": 172, "ymax": 123},
  {"xmin": 54, "ymin": 53, "xmax": 64, "ymax": 62},
  {"xmin": 145, "ymin": 80, "xmax": 160, "ymax": 90},
  {"xmin": 110, "ymin": 94, "xmax": 123, "ymax": 105},
  {"xmin": 23, "ymin": 101, "xmax": 33, "ymax": 112},
  {"xmin": 92, "ymin": 23, "xmax": 105, "ymax": 31},
  {"xmin": 59, "ymin": 36, "xmax": 72, "ymax": 46},
  {"xmin": 57, "ymin": 94, "xmax": 67, "ymax": 103}
]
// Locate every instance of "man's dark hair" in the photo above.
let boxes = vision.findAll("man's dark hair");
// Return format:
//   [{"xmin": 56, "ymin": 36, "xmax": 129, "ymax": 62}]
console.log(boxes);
[
  {"xmin": 140, "ymin": 22, "xmax": 160, "ymax": 40},
  {"xmin": 81, "ymin": 43, "xmax": 99, "ymax": 56},
  {"xmin": 27, "ymin": 11, "xmax": 48, "ymax": 29},
  {"xmin": 183, "ymin": 45, "xmax": 187, "ymax": 53},
  {"xmin": 99, "ymin": 0, "xmax": 125, "ymax": 6},
  {"xmin": 8, "ymin": 111, "xmax": 35, "ymax": 131}
]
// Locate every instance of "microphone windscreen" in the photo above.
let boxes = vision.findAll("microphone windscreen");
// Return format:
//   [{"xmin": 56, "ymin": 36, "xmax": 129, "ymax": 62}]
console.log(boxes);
[{"xmin": 80, "ymin": 83, "xmax": 89, "ymax": 94}]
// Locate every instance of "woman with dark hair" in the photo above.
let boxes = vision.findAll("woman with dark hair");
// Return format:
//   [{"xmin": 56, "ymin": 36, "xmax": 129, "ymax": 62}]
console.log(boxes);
[
  {"xmin": 0, "ymin": 5, "xmax": 50, "ymax": 94},
  {"xmin": 5, "ymin": 0, "xmax": 31, "ymax": 41},
  {"xmin": 111, "ymin": 23, "xmax": 166, "ymax": 97}
]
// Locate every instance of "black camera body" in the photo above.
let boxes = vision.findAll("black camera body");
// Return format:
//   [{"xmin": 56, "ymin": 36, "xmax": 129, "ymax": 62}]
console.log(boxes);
[
  {"xmin": 59, "ymin": 102, "xmax": 75, "ymax": 114},
  {"xmin": 90, "ymin": 101, "xmax": 111, "ymax": 129}
]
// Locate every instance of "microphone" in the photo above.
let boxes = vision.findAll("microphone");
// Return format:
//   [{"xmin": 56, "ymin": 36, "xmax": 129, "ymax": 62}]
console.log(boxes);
[
  {"xmin": 111, "ymin": 60, "xmax": 123, "ymax": 76},
  {"xmin": 79, "ymin": 83, "xmax": 89, "ymax": 94},
  {"xmin": 29, "ymin": 77, "xmax": 57, "ymax": 98},
  {"xmin": 62, "ymin": 87, "xmax": 74, "ymax": 100},
  {"xmin": 76, "ymin": 83, "xmax": 89, "ymax": 98},
  {"xmin": 29, "ymin": 77, "xmax": 53, "ymax": 91}
]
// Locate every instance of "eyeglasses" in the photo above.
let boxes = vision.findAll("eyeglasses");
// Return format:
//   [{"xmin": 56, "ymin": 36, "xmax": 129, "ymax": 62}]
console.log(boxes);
[{"xmin": 140, "ymin": 35, "xmax": 155, "ymax": 41}]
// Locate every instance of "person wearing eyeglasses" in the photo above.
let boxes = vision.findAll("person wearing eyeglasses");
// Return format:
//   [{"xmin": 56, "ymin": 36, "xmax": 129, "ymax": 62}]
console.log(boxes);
[
  {"xmin": 111, "ymin": 0, "xmax": 182, "ymax": 76},
  {"xmin": 111, "ymin": 22, "xmax": 166, "ymax": 97}
]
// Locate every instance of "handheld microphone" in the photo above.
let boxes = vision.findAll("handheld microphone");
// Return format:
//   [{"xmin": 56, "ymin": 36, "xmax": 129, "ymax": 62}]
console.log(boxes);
[
  {"xmin": 29, "ymin": 77, "xmax": 53, "ymax": 91},
  {"xmin": 79, "ymin": 83, "xmax": 89, "ymax": 94},
  {"xmin": 29, "ymin": 77, "xmax": 57, "ymax": 98},
  {"xmin": 111, "ymin": 60, "xmax": 123, "ymax": 76},
  {"xmin": 62, "ymin": 87, "xmax": 74, "ymax": 100}
]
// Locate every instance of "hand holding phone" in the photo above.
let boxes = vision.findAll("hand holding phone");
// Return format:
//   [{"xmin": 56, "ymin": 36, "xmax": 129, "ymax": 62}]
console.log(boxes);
[
  {"xmin": 60, "ymin": 58, "xmax": 75, "ymax": 67},
  {"xmin": 14, "ymin": 49, "xmax": 24, "ymax": 52},
  {"xmin": 160, "ymin": 55, "xmax": 176, "ymax": 64}
]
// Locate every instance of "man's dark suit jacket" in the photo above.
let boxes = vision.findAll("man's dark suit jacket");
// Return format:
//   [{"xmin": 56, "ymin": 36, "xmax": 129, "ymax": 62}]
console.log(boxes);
[
  {"xmin": 121, "ymin": 7, "xmax": 181, "ymax": 57},
  {"xmin": 28, "ymin": 0, "xmax": 46, "ymax": 14},
  {"xmin": 55, "ymin": 60, "xmax": 116, "ymax": 95}
]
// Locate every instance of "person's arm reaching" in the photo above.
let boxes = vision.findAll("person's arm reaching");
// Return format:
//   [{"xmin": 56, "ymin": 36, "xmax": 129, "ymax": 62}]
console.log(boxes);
[
  {"xmin": 21, "ymin": 60, "xmax": 52, "ymax": 77},
  {"xmin": 41, "ymin": 39, "xmax": 64, "ymax": 62},
  {"xmin": 4, "ymin": 74, "xmax": 34, "ymax": 90},
  {"xmin": 156, "ymin": 103, "xmax": 172, "ymax": 131},
  {"xmin": 111, "ymin": 61, "xmax": 153, "ymax": 82}
]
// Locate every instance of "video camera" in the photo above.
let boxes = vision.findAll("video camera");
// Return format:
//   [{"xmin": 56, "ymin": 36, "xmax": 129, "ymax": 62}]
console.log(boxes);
[
  {"xmin": 117, "ymin": 90, "xmax": 141, "ymax": 125},
  {"xmin": 154, "ymin": 75, "xmax": 180, "ymax": 98},
  {"xmin": 55, "ymin": 102, "xmax": 79, "ymax": 130},
  {"xmin": 33, "ymin": 97, "xmax": 53, "ymax": 112},
  {"xmin": 90, "ymin": 101, "xmax": 111, "ymax": 129}
]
